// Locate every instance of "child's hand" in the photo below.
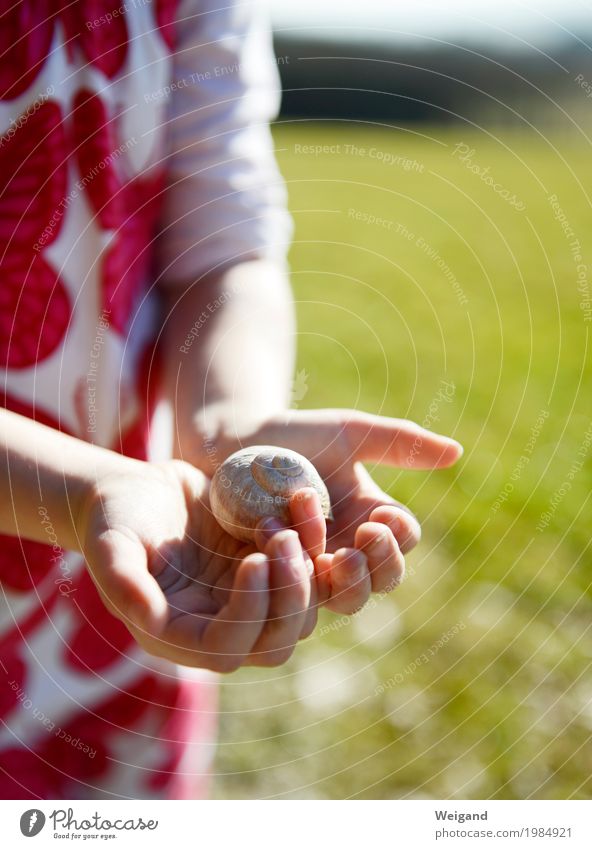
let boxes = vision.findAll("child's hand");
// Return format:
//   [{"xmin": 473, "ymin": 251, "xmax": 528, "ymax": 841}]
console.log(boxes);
[
  {"xmin": 79, "ymin": 460, "xmax": 316, "ymax": 671},
  {"xmin": 195, "ymin": 409, "xmax": 463, "ymax": 614}
]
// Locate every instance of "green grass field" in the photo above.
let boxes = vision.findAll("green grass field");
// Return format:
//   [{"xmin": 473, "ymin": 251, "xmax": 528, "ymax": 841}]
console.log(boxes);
[{"xmin": 213, "ymin": 121, "xmax": 592, "ymax": 799}]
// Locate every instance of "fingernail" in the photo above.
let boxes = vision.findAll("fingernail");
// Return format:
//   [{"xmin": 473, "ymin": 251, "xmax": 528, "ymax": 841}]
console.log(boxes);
[
  {"xmin": 297, "ymin": 489, "xmax": 320, "ymax": 519},
  {"xmin": 387, "ymin": 515, "xmax": 401, "ymax": 535},
  {"xmin": 368, "ymin": 531, "xmax": 390, "ymax": 559},
  {"xmin": 278, "ymin": 531, "xmax": 301, "ymax": 561},
  {"xmin": 246, "ymin": 554, "xmax": 269, "ymax": 588}
]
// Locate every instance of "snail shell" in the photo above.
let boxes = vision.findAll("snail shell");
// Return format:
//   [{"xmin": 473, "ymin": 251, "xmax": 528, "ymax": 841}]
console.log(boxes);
[{"xmin": 210, "ymin": 445, "xmax": 332, "ymax": 543}]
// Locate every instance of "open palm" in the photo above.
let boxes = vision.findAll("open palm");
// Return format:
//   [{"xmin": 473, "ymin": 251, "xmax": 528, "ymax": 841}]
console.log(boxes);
[{"xmin": 80, "ymin": 460, "xmax": 315, "ymax": 671}]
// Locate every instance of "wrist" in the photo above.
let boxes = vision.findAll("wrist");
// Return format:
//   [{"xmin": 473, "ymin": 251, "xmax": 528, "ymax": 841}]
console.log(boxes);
[
  {"xmin": 70, "ymin": 449, "xmax": 145, "ymax": 554},
  {"xmin": 162, "ymin": 260, "xmax": 296, "ymax": 472},
  {"xmin": 175, "ymin": 405, "xmax": 277, "ymax": 475},
  {"xmin": 0, "ymin": 408, "xmax": 144, "ymax": 553}
]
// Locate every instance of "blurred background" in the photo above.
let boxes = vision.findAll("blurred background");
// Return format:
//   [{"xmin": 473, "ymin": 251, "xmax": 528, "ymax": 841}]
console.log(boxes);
[{"xmin": 213, "ymin": 0, "xmax": 592, "ymax": 799}]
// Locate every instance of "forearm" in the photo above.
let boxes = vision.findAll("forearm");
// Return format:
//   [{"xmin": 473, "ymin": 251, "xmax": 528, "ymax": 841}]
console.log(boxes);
[
  {"xmin": 0, "ymin": 408, "xmax": 135, "ymax": 552},
  {"xmin": 161, "ymin": 259, "xmax": 296, "ymax": 471}
]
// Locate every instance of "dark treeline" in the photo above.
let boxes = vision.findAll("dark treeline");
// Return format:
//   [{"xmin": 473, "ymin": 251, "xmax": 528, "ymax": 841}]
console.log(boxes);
[{"xmin": 273, "ymin": 32, "xmax": 592, "ymax": 125}]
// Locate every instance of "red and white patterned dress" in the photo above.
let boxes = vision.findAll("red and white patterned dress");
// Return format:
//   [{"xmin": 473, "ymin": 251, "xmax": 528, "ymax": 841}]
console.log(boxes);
[{"xmin": 0, "ymin": 0, "xmax": 290, "ymax": 799}]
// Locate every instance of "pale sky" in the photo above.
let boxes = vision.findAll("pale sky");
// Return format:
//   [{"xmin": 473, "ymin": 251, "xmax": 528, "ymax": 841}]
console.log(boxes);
[{"xmin": 261, "ymin": 0, "xmax": 592, "ymax": 47}]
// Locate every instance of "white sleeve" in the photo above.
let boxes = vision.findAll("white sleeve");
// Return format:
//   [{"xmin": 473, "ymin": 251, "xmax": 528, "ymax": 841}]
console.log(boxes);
[{"xmin": 155, "ymin": 0, "xmax": 293, "ymax": 285}]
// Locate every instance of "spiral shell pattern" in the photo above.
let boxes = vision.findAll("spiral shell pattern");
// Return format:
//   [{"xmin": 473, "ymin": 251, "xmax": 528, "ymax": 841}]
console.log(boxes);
[{"xmin": 210, "ymin": 446, "xmax": 332, "ymax": 543}]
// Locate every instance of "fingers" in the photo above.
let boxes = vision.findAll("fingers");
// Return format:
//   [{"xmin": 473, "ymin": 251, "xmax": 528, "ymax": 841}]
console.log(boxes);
[
  {"xmin": 256, "ymin": 511, "xmax": 320, "ymax": 643},
  {"xmin": 300, "ymin": 571, "xmax": 319, "ymax": 639},
  {"xmin": 88, "ymin": 530, "xmax": 168, "ymax": 635},
  {"xmin": 354, "ymin": 521, "xmax": 405, "ymax": 593},
  {"xmin": 289, "ymin": 487, "xmax": 326, "ymax": 559},
  {"xmin": 145, "ymin": 552, "xmax": 270, "ymax": 671},
  {"xmin": 369, "ymin": 504, "xmax": 421, "ymax": 554},
  {"xmin": 246, "ymin": 530, "xmax": 311, "ymax": 666},
  {"xmin": 199, "ymin": 553, "xmax": 270, "ymax": 672},
  {"xmin": 254, "ymin": 488, "xmax": 326, "ymax": 561},
  {"xmin": 350, "ymin": 463, "xmax": 421, "ymax": 553},
  {"xmin": 345, "ymin": 412, "xmax": 463, "ymax": 469},
  {"xmin": 314, "ymin": 553, "xmax": 333, "ymax": 606},
  {"xmin": 319, "ymin": 521, "xmax": 405, "ymax": 613},
  {"xmin": 324, "ymin": 547, "xmax": 371, "ymax": 614}
]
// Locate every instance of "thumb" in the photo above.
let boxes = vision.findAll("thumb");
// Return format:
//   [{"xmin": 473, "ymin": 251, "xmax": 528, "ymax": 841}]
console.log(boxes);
[
  {"xmin": 86, "ymin": 529, "xmax": 169, "ymax": 635},
  {"xmin": 345, "ymin": 413, "xmax": 463, "ymax": 469}
]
